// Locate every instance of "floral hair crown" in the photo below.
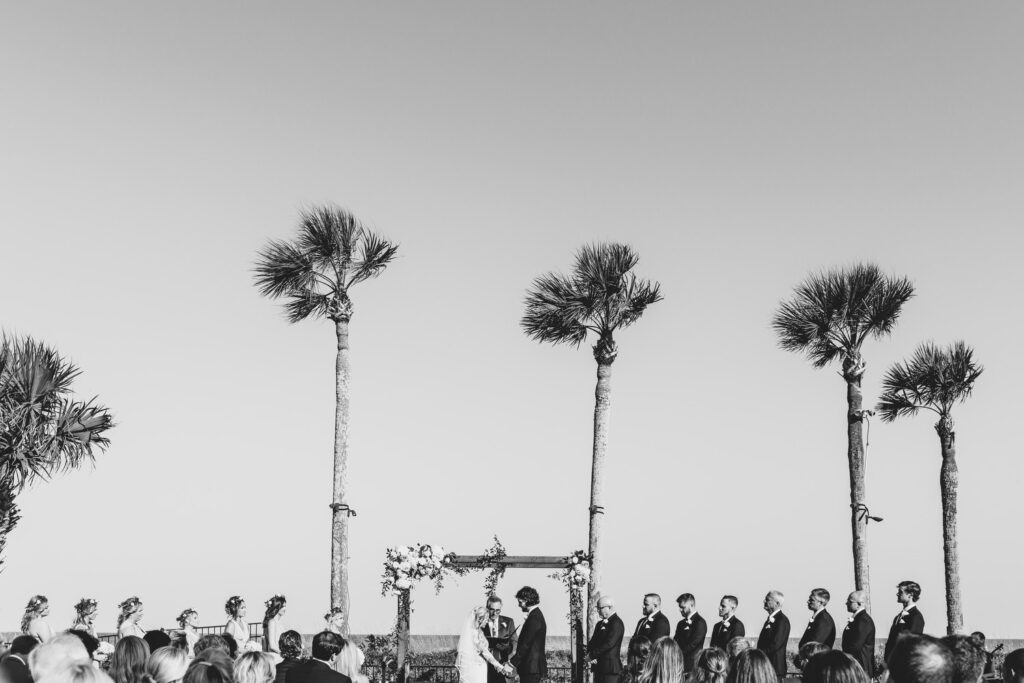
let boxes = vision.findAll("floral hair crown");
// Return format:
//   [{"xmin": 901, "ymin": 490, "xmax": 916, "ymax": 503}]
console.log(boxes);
[
  {"xmin": 177, "ymin": 608, "xmax": 198, "ymax": 626},
  {"xmin": 225, "ymin": 596, "xmax": 244, "ymax": 615},
  {"xmin": 25, "ymin": 595, "xmax": 48, "ymax": 611},
  {"xmin": 75, "ymin": 598, "xmax": 98, "ymax": 615},
  {"xmin": 119, "ymin": 596, "xmax": 142, "ymax": 613},
  {"xmin": 265, "ymin": 594, "xmax": 286, "ymax": 609}
]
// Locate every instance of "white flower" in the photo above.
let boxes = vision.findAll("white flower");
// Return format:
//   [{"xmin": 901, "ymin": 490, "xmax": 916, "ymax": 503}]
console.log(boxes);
[
  {"xmin": 395, "ymin": 578, "xmax": 412, "ymax": 590},
  {"xmin": 435, "ymin": 546, "xmax": 445, "ymax": 557},
  {"xmin": 397, "ymin": 546, "xmax": 410, "ymax": 557},
  {"xmin": 571, "ymin": 556, "xmax": 578, "ymax": 564}
]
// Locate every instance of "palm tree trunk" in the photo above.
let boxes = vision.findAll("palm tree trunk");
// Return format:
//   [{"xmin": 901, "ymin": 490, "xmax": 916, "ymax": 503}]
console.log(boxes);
[
  {"xmin": 845, "ymin": 365, "xmax": 871, "ymax": 610},
  {"xmin": 937, "ymin": 416, "xmax": 962, "ymax": 634},
  {"xmin": 332, "ymin": 318, "xmax": 352, "ymax": 634},
  {"xmin": 587, "ymin": 357, "xmax": 613, "ymax": 638}
]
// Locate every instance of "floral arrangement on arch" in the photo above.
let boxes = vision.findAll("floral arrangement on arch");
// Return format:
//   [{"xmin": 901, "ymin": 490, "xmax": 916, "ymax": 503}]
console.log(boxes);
[
  {"xmin": 551, "ymin": 550, "xmax": 591, "ymax": 589},
  {"xmin": 380, "ymin": 543, "xmax": 460, "ymax": 595}
]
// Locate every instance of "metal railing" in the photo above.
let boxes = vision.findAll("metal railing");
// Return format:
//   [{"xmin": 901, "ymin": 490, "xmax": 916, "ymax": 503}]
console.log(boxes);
[
  {"xmin": 363, "ymin": 665, "xmax": 573, "ymax": 683},
  {"xmin": 96, "ymin": 623, "xmax": 263, "ymax": 645}
]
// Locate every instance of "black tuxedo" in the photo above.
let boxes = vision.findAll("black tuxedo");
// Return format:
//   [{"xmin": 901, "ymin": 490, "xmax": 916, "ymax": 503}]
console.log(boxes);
[
  {"xmin": 511, "ymin": 607, "xmax": 547, "ymax": 683},
  {"xmin": 842, "ymin": 610, "xmax": 876, "ymax": 677},
  {"xmin": 756, "ymin": 611, "xmax": 791, "ymax": 677},
  {"xmin": 286, "ymin": 660, "xmax": 352, "ymax": 683},
  {"xmin": 588, "ymin": 613, "xmax": 625, "ymax": 683},
  {"xmin": 673, "ymin": 613, "xmax": 708, "ymax": 672},
  {"xmin": 274, "ymin": 658, "xmax": 302, "ymax": 683},
  {"xmin": 884, "ymin": 605, "xmax": 925, "ymax": 661},
  {"xmin": 633, "ymin": 611, "xmax": 671, "ymax": 644},
  {"xmin": 800, "ymin": 609, "xmax": 836, "ymax": 648},
  {"xmin": 710, "ymin": 616, "xmax": 745, "ymax": 651},
  {"xmin": 484, "ymin": 615, "xmax": 517, "ymax": 683}
]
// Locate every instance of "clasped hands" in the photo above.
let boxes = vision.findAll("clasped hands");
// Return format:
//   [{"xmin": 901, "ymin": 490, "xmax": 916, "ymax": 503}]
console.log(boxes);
[{"xmin": 494, "ymin": 663, "xmax": 515, "ymax": 677}]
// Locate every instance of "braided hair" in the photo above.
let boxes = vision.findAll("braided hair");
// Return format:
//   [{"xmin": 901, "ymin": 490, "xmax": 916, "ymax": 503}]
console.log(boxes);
[{"xmin": 117, "ymin": 597, "xmax": 143, "ymax": 629}]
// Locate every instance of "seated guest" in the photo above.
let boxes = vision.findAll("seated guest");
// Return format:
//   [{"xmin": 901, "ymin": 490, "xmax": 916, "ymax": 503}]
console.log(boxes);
[
  {"xmin": 887, "ymin": 635, "xmax": 953, "ymax": 683},
  {"xmin": 184, "ymin": 650, "xmax": 233, "ymax": 683},
  {"xmin": 624, "ymin": 636, "xmax": 653, "ymax": 683},
  {"xmin": 29, "ymin": 633, "xmax": 91, "ymax": 683},
  {"xmin": 2, "ymin": 635, "xmax": 39, "ymax": 683},
  {"xmin": 693, "ymin": 648, "xmax": 729, "ymax": 683},
  {"xmin": 1003, "ymin": 649, "xmax": 1024, "ymax": 683},
  {"xmin": 802, "ymin": 651, "xmax": 868, "ymax": 683},
  {"xmin": 637, "ymin": 637, "xmax": 685, "ymax": 683},
  {"xmin": 67, "ymin": 662, "xmax": 116, "ymax": 683},
  {"xmin": 220, "ymin": 635, "xmax": 239, "ymax": 660},
  {"xmin": 236, "ymin": 652, "xmax": 277, "ymax": 683},
  {"xmin": 286, "ymin": 632, "xmax": 350, "ymax": 683},
  {"xmin": 726, "ymin": 649, "xmax": 777, "ymax": 683},
  {"xmin": 193, "ymin": 636, "xmax": 229, "ymax": 659},
  {"xmin": 796, "ymin": 643, "xmax": 830, "ymax": 673},
  {"xmin": 726, "ymin": 639, "xmax": 753, "ymax": 664},
  {"xmin": 110, "ymin": 637, "xmax": 151, "ymax": 683},
  {"xmin": 65, "ymin": 630, "xmax": 101, "ymax": 663},
  {"xmin": 274, "ymin": 631, "xmax": 305, "ymax": 683},
  {"xmin": 940, "ymin": 636, "xmax": 985, "ymax": 683},
  {"xmin": 968, "ymin": 634, "xmax": 995, "ymax": 677},
  {"xmin": 145, "ymin": 633, "xmax": 172, "ymax": 656},
  {"xmin": 146, "ymin": 646, "xmax": 189, "ymax": 683}
]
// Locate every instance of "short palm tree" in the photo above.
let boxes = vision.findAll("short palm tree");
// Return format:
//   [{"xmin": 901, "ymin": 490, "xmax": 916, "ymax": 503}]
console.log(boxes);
[
  {"xmin": 0, "ymin": 335, "xmax": 113, "ymax": 568},
  {"xmin": 877, "ymin": 341, "xmax": 982, "ymax": 635},
  {"xmin": 522, "ymin": 243, "xmax": 662, "ymax": 637},
  {"xmin": 772, "ymin": 263, "xmax": 914, "ymax": 609},
  {"xmin": 253, "ymin": 205, "xmax": 398, "ymax": 634}
]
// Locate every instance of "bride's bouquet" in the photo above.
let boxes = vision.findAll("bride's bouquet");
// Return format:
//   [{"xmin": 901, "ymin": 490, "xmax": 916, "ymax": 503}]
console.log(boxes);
[{"xmin": 381, "ymin": 543, "xmax": 458, "ymax": 595}]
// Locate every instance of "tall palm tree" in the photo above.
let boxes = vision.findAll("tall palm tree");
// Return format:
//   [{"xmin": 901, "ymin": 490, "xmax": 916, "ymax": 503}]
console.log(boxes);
[
  {"xmin": 0, "ymin": 335, "xmax": 114, "ymax": 567},
  {"xmin": 522, "ymin": 243, "xmax": 662, "ymax": 636},
  {"xmin": 772, "ymin": 264, "xmax": 914, "ymax": 609},
  {"xmin": 253, "ymin": 204, "xmax": 398, "ymax": 633},
  {"xmin": 876, "ymin": 341, "xmax": 982, "ymax": 635}
]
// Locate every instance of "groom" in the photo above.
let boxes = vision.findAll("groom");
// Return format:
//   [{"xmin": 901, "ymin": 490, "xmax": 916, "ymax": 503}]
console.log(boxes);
[{"xmin": 510, "ymin": 586, "xmax": 547, "ymax": 683}]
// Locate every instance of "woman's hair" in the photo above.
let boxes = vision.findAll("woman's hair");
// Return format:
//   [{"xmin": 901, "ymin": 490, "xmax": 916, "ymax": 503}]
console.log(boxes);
[
  {"xmin": 278, "ymin": 631, "xmax": 303, "ymax": 660},
  {"xmin": 118, "ymin": 597, "xmax": 144, "ymax": 628},
  {"xmin": 472, "ymin": 606, "xmax": 488, "ymax": 626},
  {"xmin": 628, "ymin": 635, "xmax": 654, "ymax": 672},
  {"xmin": 110, "ymin": 636, "xmax": 151, "ymax": 683},
  {"xmin": 234, "ymin": 652, "xmax": 276, "ymax": 683},
  {"xmin": 66, "ymin": 662, "xmax": 112, "ymax": 683},
  {"xmin": 224, "ymin": 597, "xmax": 244, "ymax": 619},
  {"xmin": 694, "ymin": 648, "xmax": 729, "ymax": 683},
  {"xmin": 176, "ymin": 610, "xmax": 198, "ymax": 628},
  {"xmin": 262, "ymin": 596, "xmax": 286, "ymax": 629},
  {"xmin": 146, "ymin": 646, "xmax": 190, "ymax": 683},
  {"xmin": 335, "ymin": 641, "xmax": 365, "ymax": 680},
  {"xmin": 725, "ymin": 638, "xmax": 753, "ymax": 662},
  {"xmin": 796, "ymin": 643, "xmax": 832, "ymax": 671},
  {"xmin": 74, "ymin": 598, "xmax": 99, "ymax": 623},
  {"xmin": 194, "ymin": 635, "xmax": 228, "ymax": 658},
  {"xmin": 66, "ymin": 629, "xmax": 101, "ymax": 658},
  {"xmin": 184, "ymin": 650, "xmax": 233, "ymax": 683},
  {"xmin": 639, "ymin": 637, "xmax": 686, "ymax": 683},
  {"xmin": 726, "ymin": 649, "xmax": 777, "ymax": 683},
  {"xmin": 21, "ymin": 595, "xmax": 48, "ymax": 634},
  {"xmin": 220, "ymin": 634, "xmax": 238, "ymax": 659},
  {"xmin": 802, "ymin": 651, "xmax": 869, "ymax": 683},
  {"xmin": 514, "ymin": 587, "xmax": 539, "ymax": 608}
]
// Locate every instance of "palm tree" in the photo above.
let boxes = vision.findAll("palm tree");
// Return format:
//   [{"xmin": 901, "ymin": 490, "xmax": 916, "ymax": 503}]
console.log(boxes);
[
  {"xmin": 253, "ymin": 204, "xmax": 398, "ymax": 633},
  {"xmin": 876, "ymin": 341, "xmax": 982, "ymax": 635},
  {"xmin": 772, "ymin": 264, "xmax": 914, "ymax": 609},
  {"xmin": 522, "ymin": 243, "xmax": 662, "ymax": 636},
  {"xmin": 0, "ymin": 335, "xmax": 113, "ymax": 568}
]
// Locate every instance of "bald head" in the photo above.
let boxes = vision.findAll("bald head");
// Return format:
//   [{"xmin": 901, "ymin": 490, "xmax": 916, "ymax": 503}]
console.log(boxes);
[
  {"xmin": 29, "ymin": 634, "xmax": 91, "ymax": 683},
  {"xmin": 597, "ymin": 596, "xmax": 615, "ymax": 620},
  {"xmin": 847, "ymin": 591, "xmax": 867, "ymax": 613}
]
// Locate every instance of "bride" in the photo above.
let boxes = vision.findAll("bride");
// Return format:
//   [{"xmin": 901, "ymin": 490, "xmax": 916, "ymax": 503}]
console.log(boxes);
[{"xmin": 456, "ymin": 607, "xmax": 512, "ymax": 683}]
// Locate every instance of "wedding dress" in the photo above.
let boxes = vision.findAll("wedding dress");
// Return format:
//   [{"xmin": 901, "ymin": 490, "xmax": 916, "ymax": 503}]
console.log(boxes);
[{"xmin": 456, "ymin": 610, "xmax": 502, "ymax": 683}]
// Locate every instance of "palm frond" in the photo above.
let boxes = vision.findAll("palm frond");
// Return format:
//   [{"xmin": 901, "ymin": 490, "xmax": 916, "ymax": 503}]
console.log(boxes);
[
  {"xmin": 611, "ymin": 275, "xmax": 664, "ymax": 330},
  {"xmin": 297, "ymin": 205, "xmax": 359, "ymax": 272},
  {"xmin": 521, "ymin": 273, "xmax": 591, "ymax": 346},
  {"xmin": 876, "ymin": 341, "xmax": 983, "ymax": 422},
  {"xmin": 253, "ymin": 240, "xmax": 316, "ymax": 299},
  {"xmin": 348, "ymin": 230, "xmax": 399, "ymax": 287},
  {"xmin": 283, "ymin": 291, "xmax": 333, "ymax": 324}
]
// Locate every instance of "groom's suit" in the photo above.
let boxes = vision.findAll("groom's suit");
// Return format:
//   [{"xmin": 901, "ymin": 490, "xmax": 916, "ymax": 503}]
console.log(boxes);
[
  {"xmin": 483, "ymin": 615, "xmax": 516, "ymax": 683},
  {"xmin": 511, "ymin": 607, "xmax": 547, "ymax": 683}
]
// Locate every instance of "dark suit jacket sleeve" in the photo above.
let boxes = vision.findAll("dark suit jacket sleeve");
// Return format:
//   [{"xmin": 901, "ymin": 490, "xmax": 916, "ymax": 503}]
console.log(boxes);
[
  {"xmin": 734, "ymin": 619, "xmax": 745, "ymax": 638},
  {"xmin": 590, "ymin": 618, "xmax": 625, "ymax": 660},
  {"xmin": 806, "ymin": 613, "xmax": 835, "ymax": 646},
  {"xmin": 765, "ymin": 615, "xmax": 789, "ymax": 656},
  {"xmin": 511, "ymin": 613, "xmax": 539, "ymax": 667},
  {"xmin": 653, "ymin": 613, "xmax": 671, "ymax": 641},
  {"xmin": 908, "ymin": 610, "xmax": 925, "ymax": 635}
]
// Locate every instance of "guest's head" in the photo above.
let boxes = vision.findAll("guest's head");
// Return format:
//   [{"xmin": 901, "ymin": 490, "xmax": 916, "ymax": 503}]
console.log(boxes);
[
  {"xmin": 846, "ymin": 592, "xmax": 866, "ymax": 614},
  {"xmin": 597, "ymin": 596, "xmax": 615, "ymax": 620},
  {"xmin": 628, "ymin": 636, "xmax": 653, "ymax": 671},
  {"xmin": 969, "ymin": 633, "xmax": 985, "ymax": 649},
  {"xmin": 219, "ymin": 635, "xmax": 238, "ymax": 660},
  {"xmin": 278, "ymin": 631, "xmax": 303, "ymax": 661},
  {"xmin": 796, "ymin": 643, "xmax": 831, "ymax": 672},
  {"xmin": 66, "ymin": 663, "xmax": 115, "ymax": 683},
  {"xmin": 762, "ymin": 592, "xmax": 783, "ymax": 614},
  {"xmin": 234, "ymin": 652, "xmax": 276, "ymax": 683},
  {"xmin": 22, "ymin": 595, "xmax": 50, "ymax": 634},
  {"xmin": 725, "ymin": 638, "xmax": 752, "ymax": 663},
  {"xmin": 118, "ymin": 598, "xmax": 144, "ymax": 628},
  {"xmin": 11, "ymin": 634, "xmax": 40, "ymax": 656},
  {"xmin": 897, "ymin": 582, "xmax": 922, "ymax": 606},
  {"xmin": 64, "ymin": 630, "xmax": 100, "ymax": 660},
  {"xmin": 941, "ymin": 635, "xmax": 986, "ymax": 683},
  {"xmin": 802, "ymin": 651, "xmax": 868, "ymax": 683},
  {"xmin": 694, "ymin": 648, "xmax": 729, "ymax": 683},
  {"xmin": 1002, "ymin": 649, "xmax": 1024, "ymax": 683},
  {"xmin": 183, "ymin": 650, "xmax": 233, "ymax": 683},
  {"xmin": 74, "ymin": 599, "xmax": 99, "ymax": 626},
  {"xmin": 110, "ymin": 636, "xmax": 150, "ymax": 683},
  {"xmin": 224, "ymin": 597, "xmax": 246, "ymax": 620},
  {"xmin": 262, "ymin": 596, "xmax": 287, "ymax": 627},
  {"xmin": 676, "ymin": 594, "xmax": 696, "ymax": 618},
  {"xmin": 144, "ymin": 633, "xmax": 171, "ymax": 655},
  {"xmin": 807, "ymin": 589, "xmax": 830, "ymax": 613},
  {"xmin": 719, "ymin": 597, "xmax": 739, "ymax": 620},
  {"xmin": 642, "ymin": 594, "xmax": 662, "ymax": 617},
  {"xmin": 145, "ymin": 646, "xmax": 189, "ymax": 683},
  {"xmin": 639, "ymin": 637, "xmax": 685, "ymax": 683},
  {"xmin": 311, "ymin": 632, "xmax": 344, "ymax": 664},
  {"xmin": 726, "ymin": 649, "xmax": 777, "ymax": 683},
  {"xmin": 193, "ymin": 635, "xmax": 228, "ymax": 659},
  {"xmin": 29, "ymin": 634, "xmax": 90, "ymax": 682},
  {"xmin": 515, "ymin": 587, "xmax": 540, "ymax": 611},
  {"xmin": 887, "ymin": 634, "xmax": 953, "ymax": 683}
]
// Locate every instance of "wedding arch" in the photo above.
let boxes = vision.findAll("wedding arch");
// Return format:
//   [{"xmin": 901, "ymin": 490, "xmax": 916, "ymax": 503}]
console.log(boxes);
[{"xmin": 380, "ymin": 540, "xmax": 592, "ymax": 683}]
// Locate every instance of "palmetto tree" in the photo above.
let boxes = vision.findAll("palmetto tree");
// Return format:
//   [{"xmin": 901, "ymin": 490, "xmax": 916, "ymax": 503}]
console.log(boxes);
[
  {"xmin": 522, "ymin": 243, "xmax": 662, "ymax": 636},
  {"xmin": 253, "ymin": 205, "xmax": 398, "ymax": 633},
  {"xmin": 0, "ymin": 335, "xmax": 113, "ymax": 568},
  {"xmin": 877, "ymin": 341, "xmax": 982, "ymax": 635},
  {"xmin": 772, "ymin": 264, "xmax": 914, "ymax": 609}
]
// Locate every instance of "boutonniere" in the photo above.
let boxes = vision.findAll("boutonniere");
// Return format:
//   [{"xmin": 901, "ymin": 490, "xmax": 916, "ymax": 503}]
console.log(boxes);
[{"xmin": 898, "ymin": 618, "xmax": 906, "ymax": 625}]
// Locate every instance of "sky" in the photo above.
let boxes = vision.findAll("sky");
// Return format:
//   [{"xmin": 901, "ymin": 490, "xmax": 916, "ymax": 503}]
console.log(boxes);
[{"xmin": 2, "ymin": 2, "xmax": 1024, "ymax": 638}]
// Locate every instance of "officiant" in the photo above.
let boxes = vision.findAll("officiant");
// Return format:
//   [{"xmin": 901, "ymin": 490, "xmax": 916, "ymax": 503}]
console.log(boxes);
[{"xmin": 484, "ymin": 595, "xmax": 516, "ymax": 683}]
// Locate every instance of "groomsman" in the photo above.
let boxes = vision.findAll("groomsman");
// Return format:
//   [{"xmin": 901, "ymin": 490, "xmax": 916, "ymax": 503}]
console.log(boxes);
[
  {"xmin": 757, "ymin": 590, "xmax": 791, "ymax": 677},
  {"xmin": 633, "ymin": 594, "xmax": 671, "ymax": 644},
  {"xmin": 800, "ymin": 588, "xmax": 836, "ymax": 648},
  {"xmin": 884, "ymin": 581, "xmax": 925, "ymax": 662},
  {"xmin": 842, "ymin": 591, "xmax": 876, "ymax": 677},
  {"xmin": 673, "ymin": 594, "xmax": 708, "ymax": 673},
  {"xmin": 710, "ymin": 596, "xmax": 745, "ymax": 651},
  {"xmin": 483, "ymin": 596, "xmax": 516, "ymax": 683},
  {"xmin": 587, "ymin": 596, "xmax": 624, "ymax": 683}
]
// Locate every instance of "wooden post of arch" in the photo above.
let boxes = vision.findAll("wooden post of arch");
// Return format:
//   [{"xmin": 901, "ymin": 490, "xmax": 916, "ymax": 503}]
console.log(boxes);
[{"xmin": 396, "ymin": 589, "xmax": 411, "ymax": 683}]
